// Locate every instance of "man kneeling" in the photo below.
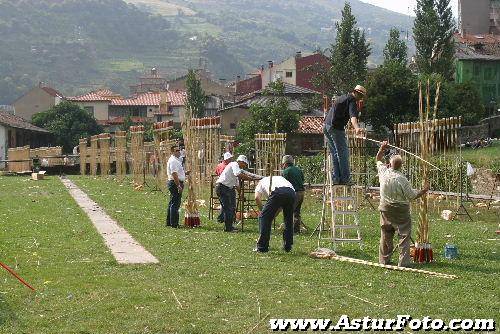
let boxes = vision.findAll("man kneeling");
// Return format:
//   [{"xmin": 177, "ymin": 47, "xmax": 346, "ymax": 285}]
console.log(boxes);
[{"xmin": 254, "ymin": 176, "xmax": 296, "ymax": 253}]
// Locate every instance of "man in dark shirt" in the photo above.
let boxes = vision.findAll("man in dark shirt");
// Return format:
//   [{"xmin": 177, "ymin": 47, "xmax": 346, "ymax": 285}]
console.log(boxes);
[
  {"xmin": 323, "ymin": 85, "xmax": 366, "ymax": 185},
  {"xmin": 281, "ymin": 155, "xmax": 305, "ymax": 234}
]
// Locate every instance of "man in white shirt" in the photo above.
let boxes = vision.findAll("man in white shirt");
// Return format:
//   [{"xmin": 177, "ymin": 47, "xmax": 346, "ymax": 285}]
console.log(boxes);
[
  {"xmin": 253, "ymin": 176, "xmax": 296, "ymax": 253},
  {"xmin": 376, "ymin": 141, "xmax": 429, "ymax": 266},
  {"xmin": 215, "ymin": 155, "xmax": 262, "ymax": 232},
  {"xmin": 166, "ymin": 145, "xmax": 186, "ymax": 228}
]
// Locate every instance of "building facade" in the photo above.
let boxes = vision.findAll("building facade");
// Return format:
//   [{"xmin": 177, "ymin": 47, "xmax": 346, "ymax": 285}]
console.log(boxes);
[{"xmin": 12, "ymin": 83, "xmax": 63, "ymax": 120}]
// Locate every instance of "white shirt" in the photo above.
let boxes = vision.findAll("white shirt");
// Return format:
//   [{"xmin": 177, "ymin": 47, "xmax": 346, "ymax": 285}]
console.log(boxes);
[
  {"xmin": 216, "ymin": 161, "xmax": 242, "ymax": 188},
  {"xmin": 377, "ymin": 161, "xmax": 418, "ymax": 206},
  {"xmin": 255, "ymin": 176, "xmax": 294, "ymax": 198},
  {"xmin": 167, "ymin": 155, "xmax": 186, "ymax": 181}
]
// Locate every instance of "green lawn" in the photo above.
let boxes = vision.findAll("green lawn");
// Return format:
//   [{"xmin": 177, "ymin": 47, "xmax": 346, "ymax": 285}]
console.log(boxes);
[
  {"xmin": 461, "ymin": 140, "xmax": 500, "ymax": 172},
  {"xmin": 0, "ymin": 175, "xmax": 498, "ymax": 333}
]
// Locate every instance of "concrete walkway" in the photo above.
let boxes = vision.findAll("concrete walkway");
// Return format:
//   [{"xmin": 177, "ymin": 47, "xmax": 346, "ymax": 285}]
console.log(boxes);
[{"xmin": 60, "ymin": 177, "xmax": 159, "ymax": 264}]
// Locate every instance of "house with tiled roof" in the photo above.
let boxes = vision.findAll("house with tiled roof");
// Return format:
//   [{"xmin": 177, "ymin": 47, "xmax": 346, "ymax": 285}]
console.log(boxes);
[
  {"xmin": 67, "ymin": 89, "xmax": 187, "ymax": 131},
  {"xmin": 219, "ymin": 82, "xmax": 321, "ymax": 136},
  {"xmin": 0, "ymin": 110, "xmax": 51, "ymax": 168},
  {"xmin": 235, "ymin": 52, "xmax": 329, "ymax": 96},
  {"xmin": 12, "ymin": 82, "xmax": 64, "ymax": 121}
]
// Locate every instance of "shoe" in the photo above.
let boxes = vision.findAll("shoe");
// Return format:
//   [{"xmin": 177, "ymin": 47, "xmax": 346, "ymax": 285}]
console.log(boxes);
[
  {"xmin": 225, "ymin": 227, "xmax": 238, "ymax": 233},
  {"xmin": 252, "ymin": 248, "xmax": 268, "ymax": 253}
]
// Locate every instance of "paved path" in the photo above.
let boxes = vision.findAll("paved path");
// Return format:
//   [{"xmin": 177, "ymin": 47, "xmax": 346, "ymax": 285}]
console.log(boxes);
[{"xmin": 60, "ymin": 177, "xmax": 159, "ymax": 264}]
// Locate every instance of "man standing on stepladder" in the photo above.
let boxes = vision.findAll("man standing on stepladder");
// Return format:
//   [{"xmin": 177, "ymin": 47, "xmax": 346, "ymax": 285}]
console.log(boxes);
[{"xmin": 323, "ymin": 85, "xmax": 366, "ymax": 185}]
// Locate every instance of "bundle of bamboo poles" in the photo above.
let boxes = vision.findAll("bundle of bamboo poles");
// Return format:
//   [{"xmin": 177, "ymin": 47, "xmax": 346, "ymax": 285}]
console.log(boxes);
[
  {"xmin": 114, "ymin": 131, "xmax": 127, "ymax": 180},
  {"xmin": 79, "ymin": 138, "xmax": 88, "ymax": 175},
  {"xmin": 182, "ymin": 109, "xmax": 200, "ymax": 227},
  {"xmin": 153, "ymin": 121, "xmax": 174, "ymax": 189},
  {"xmin": 6, "ymin": 146, "xmax": 30, "ymax": 172},
  {"xmin": 254, "ymin": 133, "xmax": 287, "ymax": 176},
  {"xmin": 98, "ymin": 133, "xmax": 111, "ymax": 176},
  {"xmin": 130, "ymin": 125, "xmax": 145, "ymax": 187},
  {"xmin": 90, "ymin": 135, "xmax": 99, "ymax": 176}
]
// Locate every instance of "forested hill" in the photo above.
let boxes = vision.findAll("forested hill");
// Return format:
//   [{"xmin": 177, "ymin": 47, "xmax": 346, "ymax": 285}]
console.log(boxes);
[{"xmin": 0, "ymin": 0, "xmax": 413, "ymax": 104}]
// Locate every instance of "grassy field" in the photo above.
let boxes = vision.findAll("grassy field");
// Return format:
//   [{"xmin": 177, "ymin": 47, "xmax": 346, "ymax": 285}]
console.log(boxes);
[
  {"xmin": 0, "ymin": 175, "xmax": 498, "ymax": 333},
  {"xmin": 461, "ymin": 140, "xmax": 500, "ymax": 172}
]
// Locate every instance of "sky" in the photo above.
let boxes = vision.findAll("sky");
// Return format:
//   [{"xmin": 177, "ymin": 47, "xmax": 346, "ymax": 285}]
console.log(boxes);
[{"xmin": 359, "ymin": 0, "xmax": 459, "ymax": 17}]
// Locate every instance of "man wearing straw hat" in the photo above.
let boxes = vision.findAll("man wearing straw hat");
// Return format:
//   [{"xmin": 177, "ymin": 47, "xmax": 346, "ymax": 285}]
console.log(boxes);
[
  {"xmin": 324, "ymin": 85, "xmax": 366, "ymax": 185},
  {"xmin": 216, "ymin": 155, "xmax": 262, "ymax": 232},
  {"xmin": 376, "ymin": 141, "xmax": 429, "ymax": 267}
]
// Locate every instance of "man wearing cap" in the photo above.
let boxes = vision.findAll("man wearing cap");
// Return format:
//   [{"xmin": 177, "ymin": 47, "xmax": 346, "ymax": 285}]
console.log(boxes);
[
  {"xmin": 324, "ymin": 85, "xmax": 366, "ymax": 185},
  {"xmin": 254, "ymin": 175, "xmax": 296, "ymax": 253},
  {"xmin": 281, "ymin": 155, "xmax": 305, "ymax": 234},
  {"xmin": 215, "ymin": 152, "xmax": 233, "ymax": 176},
  {"xmin": 216, "ymin": 155, "xmax": 262, "ymax": 232},
  {"xmin": 166, "ymin": 145, "xmax": 186, "ymax": 228}
]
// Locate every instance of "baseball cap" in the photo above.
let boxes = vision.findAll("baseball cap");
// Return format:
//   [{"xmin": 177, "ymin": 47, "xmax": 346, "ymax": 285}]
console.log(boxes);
[
  {"xmin": 223, "ymin": 152, "xmax": 233, "ymax": 160},
  {"xmin": 354, "ymin": 85, "xmax": 367, "ymax": 96}
]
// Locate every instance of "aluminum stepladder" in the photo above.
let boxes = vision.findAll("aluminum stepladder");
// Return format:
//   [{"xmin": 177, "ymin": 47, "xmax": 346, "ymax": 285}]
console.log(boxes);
[{"xmin": 317, "ymin": 153, "xmax": 363, "ymax": 249}]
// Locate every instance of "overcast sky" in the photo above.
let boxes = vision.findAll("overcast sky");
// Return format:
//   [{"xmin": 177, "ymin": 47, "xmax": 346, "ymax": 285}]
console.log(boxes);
[{"xmin": 359, "ymin": 0, "xmax": 459, "ymax": 17}]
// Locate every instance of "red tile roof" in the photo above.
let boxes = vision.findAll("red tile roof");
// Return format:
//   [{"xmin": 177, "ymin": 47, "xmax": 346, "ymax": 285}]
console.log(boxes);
[
  {"xmin": 67, "ymin": 89, "xmax": 120, "ymax": 102},
  {"xmin": 110, "ymin": 91, "xmax": 186, "ymax": 107},
  {"xmin": 298, "ymin": 116, "xmax": 323, "ymax": 134},
  {"xmin": 0, "ymin": 111, "xmax": 50, "ymax": 133}
]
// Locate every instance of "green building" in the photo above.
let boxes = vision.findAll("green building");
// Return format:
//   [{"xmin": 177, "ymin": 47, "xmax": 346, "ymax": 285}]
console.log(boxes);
[{"xmin": 455, "ymin": 35, "xmax": 500, "ymax": 108}]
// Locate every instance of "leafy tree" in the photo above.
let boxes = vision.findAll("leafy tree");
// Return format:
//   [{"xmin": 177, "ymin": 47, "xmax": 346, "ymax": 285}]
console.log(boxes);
[
  {"xmin": 314, "ymin": 2, "xmax": 371, "ymax": 97},
  {"xmin": 413, "ymin": 0, "xmax": 455, "ymax": 80},
  {"xmin": 383, "ymin": 28, "xmax": 408, "ymax": 65},
  {"xmin": 186, "ymin": 69, "xmax": 207, "ymax": 118},
  {"xmin": 235, "ymin": 80, "xmax": 300, "ymax": 155},
  {"xmin": 439, "ymin": 81, "xmax": 486, "ymax": 126},
  {"xmin": 32, "ymin": 101, "xmax": 102, "ymax": 153},
  {"xmin": 364, "ymin": 63, "xmax": 417, "ymax": 133}
]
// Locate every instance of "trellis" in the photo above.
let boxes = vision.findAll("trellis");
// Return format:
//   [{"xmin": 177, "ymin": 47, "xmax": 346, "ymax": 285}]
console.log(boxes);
[
  {"xmin": 79, "ymin": 138, "xmax": 88, "ymax": 175},
  {"xmin": 98, "ymin": 133, "xmax": 111, "ymax": 176},
  {"xmin": 219, "ymin": 135, "xmax": 235, "ymax": 156},
  {"xmin": 188, "ymin": 117, "xmax": 222, "ymax": 183},
  {"xmin": 114, "ymin": 131, "xmax": 127, "ymax": 180},
  {"xmin": 90, "ymin": 135, "xmax": 99, "ymax": 176},
  {"xmin": 130, "ymin": 125, "xmax": 145, "ymax": 187},
  {"xmin": 254, "ymin": 133, "xmax": 287, "ymax": 176}
]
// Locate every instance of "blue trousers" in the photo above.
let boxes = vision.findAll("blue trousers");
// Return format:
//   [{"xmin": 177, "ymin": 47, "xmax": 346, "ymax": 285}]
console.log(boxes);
[
  {"xmin": 216, "ymin": 184, "xmax": 236, "ymax": 231},
  {"xmin": 324, "ymin": 127, "xmax": 351, "ymax": 184},
  {"xmin": 257, "ymin": 187, "xmax": 296, "ymax": 252},
  {"xmin": 166, "ymin": 180, "xmax": 183, "ymax": 227}
]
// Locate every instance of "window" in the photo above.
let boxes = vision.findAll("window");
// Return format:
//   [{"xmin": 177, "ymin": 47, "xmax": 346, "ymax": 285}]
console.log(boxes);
[
  {"xmin": 156, "ymin": 115, "xmax": 162, "ymax": 122},
  {"xmin": 83, "ymin": 106, "xmax": 94, "ymax": 116},
  {"xmin": 230, "ymin": 123, "xmax": 236, "ymax": 129},
  {"xmin": 484, "ymin": 67, "xmax": 494, "ymax": 81},
  {"xmin": 285, "ymin": 71, "xmax": 293, "ymax": 78}
]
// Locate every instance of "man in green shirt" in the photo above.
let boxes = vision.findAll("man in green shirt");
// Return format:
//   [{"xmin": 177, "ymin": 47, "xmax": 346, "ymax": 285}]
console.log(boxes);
[{"xmin": 281, "ymin": 155, "xmax": 305, "ymax": 234}]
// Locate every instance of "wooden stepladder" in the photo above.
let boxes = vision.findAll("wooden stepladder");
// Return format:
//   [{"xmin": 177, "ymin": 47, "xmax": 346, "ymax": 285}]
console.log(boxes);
[{"xmin": 317, "ymin": 154, "xmax": 363, "ymax": 249}]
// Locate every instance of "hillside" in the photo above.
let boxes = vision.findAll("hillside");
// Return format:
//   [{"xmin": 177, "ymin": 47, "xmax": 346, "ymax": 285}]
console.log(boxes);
[{"xmin": 0, "ymin": 0, "xmax": 414, "ymax": 105}]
